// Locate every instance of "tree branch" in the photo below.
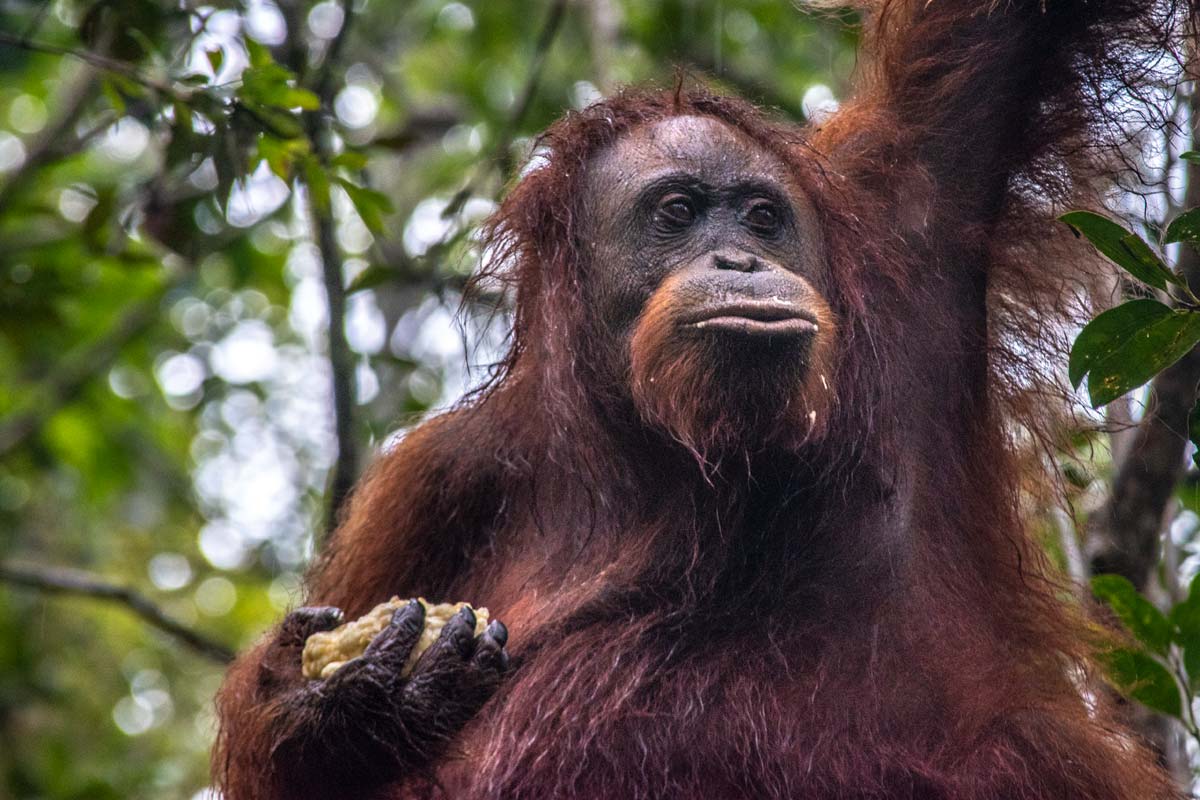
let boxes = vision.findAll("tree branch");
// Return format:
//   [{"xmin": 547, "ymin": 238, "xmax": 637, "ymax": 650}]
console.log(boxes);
[
  {"xmin": 440, "ymin": 0, "xmax": 568, "ymax": 222},
  {"xmin": 492, "ymin": 0, "xmax": 569, "ymax": 179},
  {"xmin": 0, "ymin": 61, "xmax": 100, "ymax": 211},
  {"xmin": 19, "ymin": 0, "xmax": 55, "ymax": 46},
  {"xmin": 0, "ymin": 31, "xmax": 180, "ymax": 96},
  {"xmin": 297, "ymin": 0, "xmax": 359, "ymax": 536},
  {"xmin": 586, "ymin": 0, "xmax": 620, "ymax": 94},
  {"xmin": 0, "ymin": 561, "xmax": 234, "ymax": 663}
]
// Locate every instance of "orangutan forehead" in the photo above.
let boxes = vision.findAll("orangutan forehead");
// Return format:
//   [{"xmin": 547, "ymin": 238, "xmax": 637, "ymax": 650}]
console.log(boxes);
[{"xmin": 584, "ymin": 115, "xmax": 791, "ymax": 196}]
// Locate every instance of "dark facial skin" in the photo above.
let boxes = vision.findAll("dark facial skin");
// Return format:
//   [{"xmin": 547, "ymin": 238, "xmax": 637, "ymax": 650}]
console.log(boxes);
[
  {"xmin": 579, "ymin": 116, "xmax": 836, "ymax": 456},
  {"xmin": 580, "ymin": 116, "xmax": 828, "ymax": 343}
]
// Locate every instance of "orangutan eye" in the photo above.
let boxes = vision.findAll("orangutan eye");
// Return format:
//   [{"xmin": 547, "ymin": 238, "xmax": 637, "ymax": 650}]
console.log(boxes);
[
  {"xmin": 745, "ymin": 200, "xmax": 781, "ymax": 236},
  {"xmin": 656, "ymin": 193, "xmax": 696, "ymax": 228}
]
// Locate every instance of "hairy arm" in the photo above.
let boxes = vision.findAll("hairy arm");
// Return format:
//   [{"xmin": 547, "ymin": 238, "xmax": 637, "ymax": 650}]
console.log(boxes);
[
  {"xmin": 213, "ymin": 411, "xmax": 509, "ymax": 800},
  {"xmin": 307, "ymin": 411, "xmax": 506, "ymax": 615},
  {"xmin": 819, "ymin": 0, "xmax": 1193, "ymax": 239},
  {"xmin": 808, "ymin": 0, "xmax": 1195, "ymax": 426}
]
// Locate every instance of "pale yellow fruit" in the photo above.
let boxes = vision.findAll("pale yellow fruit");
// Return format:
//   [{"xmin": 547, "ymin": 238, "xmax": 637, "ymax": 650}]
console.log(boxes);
[{"xmin": 301, "ymin": 597, "xmax": 489, "ymax": 680}]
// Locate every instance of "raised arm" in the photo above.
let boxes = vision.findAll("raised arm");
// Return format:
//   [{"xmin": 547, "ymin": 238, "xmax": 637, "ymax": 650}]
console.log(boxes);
[
  {"xmin": 806, "ymin": 0, "xmax": 1195, "ymax": 428},
  {"xmin": 818, "ymin": 0, "xmax": 1194, "ymax": 231}
]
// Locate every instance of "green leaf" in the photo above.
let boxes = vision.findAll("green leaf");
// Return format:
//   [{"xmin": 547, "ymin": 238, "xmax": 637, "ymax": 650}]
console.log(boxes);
[
  {"xmin": 1178, "ymin": 478, "xmax": 1200, "ymax": 517},
  {"xmin": 1085, "ymin": 310, "xmax": 1200, "ymax": 407},
  {"xmin": 165, "ymin": 102, "xmax": 197, "ymax": 168},
  {"xmin": 332, "ymin": 151, "xmax": 368, "ymax": 171},
  {"xmin": 1181, "ymin": 151, "xmax": 1200, "ymax": 164},
  {"xmin": 1120, "ymin": 234, "xmax": 1179, "ymax": 287},
  {"xmin": 1069, "ymin": 299, "xmax": 1200, "ymax": 407},
  {"xmin": 257, "ymin": 136, "xmax": 309, "ymax": 180},
  {"xmin": 1060, "ymin": 211, "xmax": 1180, "ymax": 291},
  {"xmin": 1091, "ymin": 574, "xmax": 1172, "ymax": 654},
  {"xmin": 283, "ymin": 87, "xmax": 320, "ymax": 111},
  {"xmin": 1068, "ymin": 299, "xmax": 1173, "ymax": 388},
  {"xmin": 1164, "ymin": 208, "xmax": 1200, "ymax": 245},
  {"xmin": 346, "ymin": 264, "xmax": 393, "ymax": 295},
  {"xmin": 239, "ymin": 63, "xmax": 319, "ymax": 112},
  {"xmin": 213, "ymin": 123, "xmax": 238, "ymax": 206},
  {"xmin": 1061, "ymin": 461, "xmax": 1092, "ymax": 489},
  {"xmin": 100, "ymin": 79, "xmax": 127, "ymax": 116},
  {"xmin": 1171, "ymin": 572, "xmax": 1200, "ymax": 686},
  {"xmin": 1096, "ymin": 646, "xmax": 1182, "ymax": 718},
  {"xmin": 126, "ymin": 27, "xmax": 161, "ymax": 61},
  {"xmin": 206, "ymin": 46, "xmax": 224, "ymax": 74},
  {"xmin": 1185, "ymin": 642, "xmax": 1200, "ymax": 689},
  {"xmin": 336, "ymin": 178, "xmax": 393, "ymax": 234},
  {"xmin": 173, "ymin": 101, "xmax": 192, "ymax": 130},
  {"xmin": 237, "ymin": 103, "xmax": 304, "ymax": 140},
  {"xmin": 244, "ymin": 37, "xmax": 272, "ymax": 69}
]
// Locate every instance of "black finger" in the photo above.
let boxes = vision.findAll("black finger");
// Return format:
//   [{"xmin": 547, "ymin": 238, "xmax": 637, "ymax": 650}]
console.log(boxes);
[
  {"xmin": 363, "ymin": 600, "xmax": 425, "ymax": 664},
  {"xmin": 471, "ymin": 629, "xmax": 509, "ymax": 677},
  {"xmin": 484, "ymin": 619, "xmax": 508, "ymax": 648},
  {"xmin": 404, "ymin": 607, "xmax": 478, "ymax": 685},
  {"xmin": 445, "ymin": 606, "xmax": 478, "ymax": 659},
  {"xmin": 395, "ymin": 611, "xmax": 506, "ymax": 745},
  {"xmin": 280, "ymin": 606, "xmax": 344, "ymax": 645}
]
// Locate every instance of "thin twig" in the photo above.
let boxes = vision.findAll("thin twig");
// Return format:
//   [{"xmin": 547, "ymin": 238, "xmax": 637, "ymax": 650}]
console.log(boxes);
[
  {"xmin": 20, "ymin": 1, "xmax": 54, "ymax": 44},
  {"xmin": 492, "ymin": 0, "xmax": 569, "ymax": 179},
  {"xmin": 0, "ymin": 561, "xmax": 234, "ymax": 663},
  {"xmin": 0, "ymin": 67, "xmax": 100, "ymax": 211},
  {"xmin": 441, "ymin": 0, "xmax": 569, "ymax": 220},
  {"xmin": 0, "ymin": 31, "xmax": 182, "ymax": 97}
]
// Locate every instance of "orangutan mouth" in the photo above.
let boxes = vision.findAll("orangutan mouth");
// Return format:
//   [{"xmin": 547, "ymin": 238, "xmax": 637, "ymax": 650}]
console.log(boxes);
[{"xmin": 687, "ymin": 300, "xmax": 818, "ymax": 337}]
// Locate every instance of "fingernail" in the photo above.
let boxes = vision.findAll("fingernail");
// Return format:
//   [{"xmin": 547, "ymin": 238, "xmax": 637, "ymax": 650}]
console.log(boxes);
[
  {"xmin": 457, "ymin": 605, "xmax": 476, "ymax": 629},
  {"xmin": 393, "ymin": 600, "xmax": 422, "ymax": 625},
  {"xmin": 486, "ymin": 619, "xmax": 508, "ymax": 647}
]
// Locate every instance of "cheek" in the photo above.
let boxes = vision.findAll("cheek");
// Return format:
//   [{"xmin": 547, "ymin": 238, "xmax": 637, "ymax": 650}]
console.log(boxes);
[
  {"xmin": 585, "ymin": 253, "xmax": 674, "ymax": 338},
  {"xmin": 627, "ymin": 273, "xmax": 693, "ymax": 373}
]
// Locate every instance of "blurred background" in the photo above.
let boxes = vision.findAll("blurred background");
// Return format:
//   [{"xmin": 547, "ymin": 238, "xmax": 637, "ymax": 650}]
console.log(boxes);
[{"xmin": 0, "ymin": 0, "xmax": 1197, "ymax": 798}]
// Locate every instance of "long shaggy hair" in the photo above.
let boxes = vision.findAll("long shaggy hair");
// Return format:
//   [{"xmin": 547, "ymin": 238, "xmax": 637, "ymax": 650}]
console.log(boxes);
[{"xmin": 213, "ymin": 0, "xmax": 1198, "ymax": 796}]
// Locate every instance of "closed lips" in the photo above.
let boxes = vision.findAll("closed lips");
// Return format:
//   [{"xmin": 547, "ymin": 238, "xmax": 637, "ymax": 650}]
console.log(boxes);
[{"xmin": 687, "ymin": 301, "xmax": 818, "ymax": 336}]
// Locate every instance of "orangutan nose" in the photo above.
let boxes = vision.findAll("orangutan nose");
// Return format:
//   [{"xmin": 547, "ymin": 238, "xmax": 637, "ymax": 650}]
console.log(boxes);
[{"xmin": 712, "ymin": 251, "xmax": 763, "ymax": 273}]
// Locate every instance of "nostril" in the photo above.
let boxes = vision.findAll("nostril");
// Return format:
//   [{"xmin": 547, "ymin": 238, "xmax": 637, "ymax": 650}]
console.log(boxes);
[{"xmin": 713, "ymin": 253, "xmax": 756, "ymax": 272}]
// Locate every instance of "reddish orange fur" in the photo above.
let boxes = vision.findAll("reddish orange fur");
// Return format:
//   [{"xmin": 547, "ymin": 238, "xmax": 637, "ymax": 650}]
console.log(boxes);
[
  {"xmin": 629, "ymin": 270, "xmax": 838, "ymax": 464},
  {"xmin": 214, "ymin": 0, "xmax": 1198, "ymax": 796}
]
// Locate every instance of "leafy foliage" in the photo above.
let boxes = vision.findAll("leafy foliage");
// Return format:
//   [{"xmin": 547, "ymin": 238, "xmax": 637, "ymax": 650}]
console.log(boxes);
[
  {"xmin": 1093, "ymin": 572, "xmax": 1200, "ymax": 737},
  {"xmin": 1061, "ymin": 210, "xmax": 1200, "ymax": 461}
]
